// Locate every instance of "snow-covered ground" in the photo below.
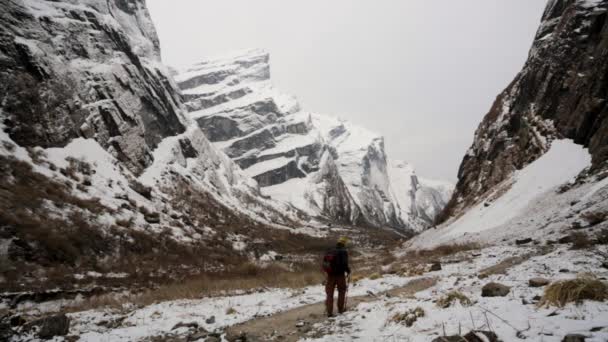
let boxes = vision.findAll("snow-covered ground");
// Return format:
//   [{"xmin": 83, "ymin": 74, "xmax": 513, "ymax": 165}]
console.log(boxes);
[
  {"xmin": 63, "ymin": 275, "xmax": 422, "ymax": 341},
  {"xmin": 303, "ymin": 245, "xmax": 608, "ymax": 342},
  {"xmin": 15, "ymin": 243, "xmax": 608, "ymax": 341},
  {"xmin": 409, "ymin": 139, "xmax": 604, "ymax": 248}
]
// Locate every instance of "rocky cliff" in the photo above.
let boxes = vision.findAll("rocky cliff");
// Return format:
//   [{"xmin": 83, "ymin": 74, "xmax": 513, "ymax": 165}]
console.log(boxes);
[
  {"xmin": 0, "ymin": 0, "xmax": 309, "ymax": 293},
  {"xmin": 443, "ymin": 0, "xmax": 608, "ymax": 219},
  {"xmin": 176, "ymin": 50, "xmax": 453, "ymax": 231}
]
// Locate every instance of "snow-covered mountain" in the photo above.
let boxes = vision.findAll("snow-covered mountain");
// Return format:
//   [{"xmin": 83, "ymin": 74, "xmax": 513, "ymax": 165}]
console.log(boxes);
[
  {"xmin": 441, "ymin": 0, "xmax": 608, "ymax": 221},
  {"xmin": 0, "ymin": 0, "xmax": 313, "ymax": 293},
  {"xmin": 412, "ymin": 0, "xmax": 608, "ymax": 247},
  {"xmin": 176, "ymin": 50, "xmax": 453, "ymax": 231}
]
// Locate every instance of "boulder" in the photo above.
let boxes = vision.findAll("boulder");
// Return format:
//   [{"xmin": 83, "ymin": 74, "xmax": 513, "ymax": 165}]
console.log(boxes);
[
  {"xmin": 481, "ymin": 282, "xmax": 510, "ymax": 297},
  {"xmin": 430, "ymin": 262, "xmax": 442, "ymax": 271},
  {"xmin": 562, "ymin": 334, "xmax": 586, "ymax": 342},
  {"xmin": 0, "ymin": 319, "xmax": 13, "ymax": 341},
  {"xmin": 431, "ymin": 331, "xmax": 499, "ymax": 342},
  {"xmin": 516, "ymin": 238, "xmax": 533, "ymax": 245},
  {"xmin": 171, "ymin": 321, "xmax": 199, "ymax": 331},
  {"xmin": 144, "ymin": 212, "xmax": 161, "ymax": 224},
  {"xmin": 25, "ymin": 314, "xmax": 70, "ymax": 339},
  {"xmin": 205, "ymin": 316, "xmax": 216, "ymax": 324},
  {"xmin": 529, "ymin": 277, "xmax": 551, "ymax": 287}
]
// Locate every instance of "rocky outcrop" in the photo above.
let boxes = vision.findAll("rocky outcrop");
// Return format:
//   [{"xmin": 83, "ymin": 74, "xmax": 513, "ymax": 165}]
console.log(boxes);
[
  {"xmin": 0, "ymin": 0, "xmax": 186, "ymax": 174},
  {"xmin": 177, "ymin": 50, "xmax": 453, "ymax": 230},
  {"xmin": 0, "ymin": 0, "xmax": 301, "ymax": 226},
  {"xmin": 0, "ymin": 0, "xmax": 308, "ymax": 293},
  {"xmin": 443, "ymin": 0, "xmax": 608, "ymax": 220}
]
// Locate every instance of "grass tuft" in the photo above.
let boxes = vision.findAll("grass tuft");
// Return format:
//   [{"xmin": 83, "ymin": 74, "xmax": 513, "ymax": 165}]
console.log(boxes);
[
  {"xmin": 539, "ymin": 274, "xmax": 608, "ymax": 307},
  {"xmin": 436, "ymin": 290, "xmax": 472, "ymax": 308}
]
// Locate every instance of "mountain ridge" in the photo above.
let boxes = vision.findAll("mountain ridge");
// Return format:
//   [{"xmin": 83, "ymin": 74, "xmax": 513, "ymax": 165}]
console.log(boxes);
[{"xmin": 176, "ymin": 49, "xmax": 453, "ymax": 231}]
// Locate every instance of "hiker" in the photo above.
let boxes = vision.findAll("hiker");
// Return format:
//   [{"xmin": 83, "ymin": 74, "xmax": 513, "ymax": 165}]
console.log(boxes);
[{"xmin": 322, "ymin": 236, "xmax": 351, "ymax": 317}]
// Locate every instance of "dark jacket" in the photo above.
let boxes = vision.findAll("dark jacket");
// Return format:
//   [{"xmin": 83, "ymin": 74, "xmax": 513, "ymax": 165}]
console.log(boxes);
[{"xmin": 331, "ymin": 245, "xmax": 351, "ymax": 276}]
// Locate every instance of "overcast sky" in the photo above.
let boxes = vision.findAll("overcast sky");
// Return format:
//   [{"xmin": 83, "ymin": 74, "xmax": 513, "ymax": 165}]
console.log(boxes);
[{"xmin": 147, "ymin": 0, "xmax": 547, "ymax": 181}]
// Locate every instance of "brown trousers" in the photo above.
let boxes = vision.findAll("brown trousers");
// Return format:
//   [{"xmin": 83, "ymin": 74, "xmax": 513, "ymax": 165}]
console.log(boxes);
[{"xmin": 325, "ymin": 274, "xmax": 347, "ymax": 316}]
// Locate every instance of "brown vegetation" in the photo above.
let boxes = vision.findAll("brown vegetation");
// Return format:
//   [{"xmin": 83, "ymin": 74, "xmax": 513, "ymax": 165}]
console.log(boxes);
[
  {"xmin": 405, "ymin": 242, "xmax": 482, "ymax": 260},
  {"xmin": 570, "ymin": 232, "xmax": 593, "ymax": 250},
  {"xmin": 66, "ymin": 262, "xmax": 324, "ymax": 313},
  {"xmin": 539, "ymin": 274, "xmax": 608, "ymax": 307},
  {"xmin": 436, "ymin": 291, "xmax": 472, "ymax": 308},
  {"xmin": 581, "ymin": 211, "xmax": 607, "ymax": 227}
]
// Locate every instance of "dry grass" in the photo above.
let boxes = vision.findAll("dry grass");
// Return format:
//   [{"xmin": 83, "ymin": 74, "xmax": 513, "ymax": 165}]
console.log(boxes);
[
  {"xmin": 66, "ymin": 262, "xmax": 325, "ymax": 312},
  {"xmin": 570, "ymin": 232, "xmax": 593, "ymax": 250},
  {"xmin": 390, "ymin": 307, "xmax": 425, "ymax": 327},
  {"xmin": 369, "ymin": 273, "xmax": 382, "ymax": 280},
  {"xmin": 436, "ymin": 291, "xmax": 472, "ymax": 308},
  {"xmin": 478, "ymin": 254, "xmax": 533, "ymax": 279},
  {"xmin": 581, "ymin": 211, "xmax": 607, "ymax": 227},
  {"xmin": 406, "ymin": 242, "xmax": 482, "ymax": 260},
  {"xmin": 539, "ymin": 274, "xmax": 608, "ymax": 307}
]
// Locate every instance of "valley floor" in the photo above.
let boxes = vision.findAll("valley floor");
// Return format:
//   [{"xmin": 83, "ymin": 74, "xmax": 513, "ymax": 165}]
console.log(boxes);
[{"xmin": 12, "ymin": 243, "xmax": 608, "ymax": 341}]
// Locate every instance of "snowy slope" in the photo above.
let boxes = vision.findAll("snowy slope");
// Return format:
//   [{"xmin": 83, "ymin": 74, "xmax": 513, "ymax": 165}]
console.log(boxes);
[
  {"xmin": 176, "ymin": 50, "xmax": 453, "ymax": 231},
  {"xmin": 0, "ymin": 0, "xmax": 304, "ymax": 229},
  {"xmin": 445, "ymin": 0, "xmax": 608, "ymax": 218},
  {"xmin": 0, "ymin": 0, "xmax": 324, "ymax": 296},
  {"xmin": 409, "ymin": 139, "xmax": 606, "ymax": 248}
]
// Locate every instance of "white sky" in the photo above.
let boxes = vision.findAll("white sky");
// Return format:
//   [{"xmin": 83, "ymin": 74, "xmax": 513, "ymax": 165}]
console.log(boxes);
[{"xmin": 147, "ymin": 0, "xmax": 547, "ymax": 181}]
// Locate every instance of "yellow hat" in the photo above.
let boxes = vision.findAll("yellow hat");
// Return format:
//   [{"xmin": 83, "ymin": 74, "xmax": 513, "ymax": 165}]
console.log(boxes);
[{"xmin": 337, "ymin": 236, "xmax": 348, "ymax": 245}]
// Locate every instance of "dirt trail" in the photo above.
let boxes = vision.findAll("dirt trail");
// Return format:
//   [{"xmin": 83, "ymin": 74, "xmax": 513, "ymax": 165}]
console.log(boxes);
[{"xmin": 224, "ymin": 277, "xmax": 437, "ymax": 342}]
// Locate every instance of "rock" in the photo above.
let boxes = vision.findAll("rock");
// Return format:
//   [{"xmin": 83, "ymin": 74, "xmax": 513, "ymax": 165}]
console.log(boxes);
[
  {"xmin": 529, "ymin": 277, "xmax": 551, "ymax": 287},
  {"xmin": 429, "ymin": 261, "xmax": 442, "ymax": 271},
  {"xmin": 601, "ymin": 262, "xmax": 608, "ymax": 269},
  {"xmin": 79, "ymin": 123, "xmax": 94, "ymax": 139},
  {"xmin": 25, "ymin": 314, "xmax": 70, "ymax": 339},
  {"xmin": 571, "ymin": 221, "xmax": 583, "ymax": 229},
  {"xmin": 204, "ymin": 337, "xmax": 221, "ymax": 342},
  {"xmin": 0, "ymin": 225, "xmax": 16, "ymax": 238},
  {"xmin": 481, "ymin": 282, "xmax": 510, "ymax": 297},
  {"xmin": 0, "ymin": 319, "xmax": 13, "ymax": 341},
  {"xmin": 516, "ymin": 238, "xmax": 533, "ymax": 245},
  {"xmin": 464, "ymin": 331, "xmax": 499, "ymax": 342},
  {"xmin": 431, "ymin": 337, "xmax": 463, "ymax": 342},
  {"xmin": 205, "ymin": 316, "xmax": 216, "ymax": 324},
  {"xmin": 9, "ymin": 314, "xmax": 26, "ymax": 327},
  {"xmin": 442, "ymin": 0, "xmax": 608, "ymax": 222},
  {"xmin": 144, "ymin": 212, "xmax": 161, "ymax": 224},
  {"xmin": 172, "ymin": 321, "xmax": 199, "ymax": 331},
  {"xmin": 432, "ymin": 331, "xmax": 499, "ymax": 342},
  {"xmin": 562, "ymin": 334, "xmax": 587, "ymax": 342},
  {"xmin": 560, "ymin": 268, "xmax": 571, "ymax": 273},
  {"xmin": 295, "ymin": 321, "xmax": 305, "ymax": 328},
  {"xmin": 186, "ymin": 330, "xmax": 210, "ymax": 341},
  {"xmin": 558, "ymin": 235, "xmax": 572, "ymax": 244}
]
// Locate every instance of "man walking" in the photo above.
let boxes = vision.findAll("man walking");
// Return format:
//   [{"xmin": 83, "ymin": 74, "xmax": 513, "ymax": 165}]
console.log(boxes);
[{"xmin": 322, "ymin": 236, "xmax": 351, "ymax": 317}]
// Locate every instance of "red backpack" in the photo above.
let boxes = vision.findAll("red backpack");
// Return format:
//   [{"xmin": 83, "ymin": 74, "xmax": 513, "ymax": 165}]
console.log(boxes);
[{"xmin": 322, "ymin": 249, "xmax": 338, "ymax": 274}]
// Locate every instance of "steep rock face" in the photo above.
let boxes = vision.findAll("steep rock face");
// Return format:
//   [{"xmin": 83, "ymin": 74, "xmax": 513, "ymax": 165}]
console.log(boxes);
[
  {"xmin": 0, "ymin": 0, "xmax": 301, "ymax": 244},
  {"xmin": 0, "ymin": 0, "xmax": 186, "ymax": 174},
  {"xmin": 0, "ymin": 0, "xmax": 317, "ymax": 293},
  {"xmin": 177, "ymin": 50, "xmax": 453, "ymax": 230},
  {"xmin": 445, "ymin": 0, "xmax": 608, "ymax": 218}
]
